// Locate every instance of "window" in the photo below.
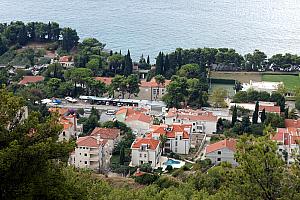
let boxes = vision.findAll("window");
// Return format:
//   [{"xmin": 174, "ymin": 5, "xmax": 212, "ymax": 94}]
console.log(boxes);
[
  {"xmin": 173, "ymin": 118, "xmax": 176, "ymax": 122},
  {"xmin": 175, "ymin": 141, "xmax": 178, "ymax": 146},
  {"xmin": 175, "ymin": 148, "xmax": 177, "ymax": 153},
  {"xmin": 140, "ymin": 153, "xmax": 142, "ymax": 157},
  {"xmin": 193, "ymin": 129, "xmax": 195, "ymax": 132},
  {"xmin": 85, "ymin": 161, "xmax": 88, "ymax": 164},
  {"xmin": 217, "ymin": 158, "xmax": 221, "ymax": 162},
  {"xmin": 79, "ymin": 153, "xmax": 81, "ymax": 155},
  {"xmin": 193, "ymin": 123, "xmax": 196, "ymax": 126},
  {"xmin": 62, "ymin": 132, "xmax": 65, "ymax": 136},
  {"xmin": 179, "ymin": 136, "xmax": 182, "ymax": 140},
  {"xmin": 144, "ymin": 154, "xmax": 147, "ymax": 158},
  {"xmin": 217, "ymin": 151, "xmax": 222, "ymax": 155},
  {"xmin": 149, "ymin": 161, "xmax": 152, "ymax": 164}
]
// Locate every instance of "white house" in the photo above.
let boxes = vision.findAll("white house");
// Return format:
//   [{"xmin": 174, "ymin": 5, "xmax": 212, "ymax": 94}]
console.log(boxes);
[
  {"xmin": 242, "ymin": 80, "xmax": 283, "ymax": 94},
  {"xmin": 131, "ymin": 138, "xmax": 161, "ymax": 168},
  {"xmin": 116, "ymin": 107, "xmax": 152, "ymax": 135},
  {"xmin": 165, "ymin": 108, "xmax": 218, "ymax": 145},
  {"xmin": 70, "ymin": 135, "xmax": 111, "ymax": 171},
  {"xmin": 205, "ymin": 139, "xmax": 237, "ymax": 165},
  {"xmin": 148, "ymin": 124, "xmax": 192, "ymax": 155}
]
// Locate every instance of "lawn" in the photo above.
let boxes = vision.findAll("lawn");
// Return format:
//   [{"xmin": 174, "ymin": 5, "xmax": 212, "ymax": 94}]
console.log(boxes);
[{"xmin": 262, "ymin": 74, "xmax": 300, "ymax": 90}]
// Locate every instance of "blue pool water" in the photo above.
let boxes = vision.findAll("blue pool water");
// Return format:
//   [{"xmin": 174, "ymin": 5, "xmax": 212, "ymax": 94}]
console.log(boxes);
[{"xmin": 164, "ymin": 159, "xmax": 180, "ymax": 165}]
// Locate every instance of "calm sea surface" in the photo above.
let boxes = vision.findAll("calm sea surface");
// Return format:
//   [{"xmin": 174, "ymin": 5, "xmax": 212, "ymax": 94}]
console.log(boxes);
[{"xmin": 1, "ymin": 0, "xmax": 300, "ymax": 60}]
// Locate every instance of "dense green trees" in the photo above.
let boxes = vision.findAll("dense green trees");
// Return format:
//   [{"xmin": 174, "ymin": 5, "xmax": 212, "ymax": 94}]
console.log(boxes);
[{"xmin": 111, "ymin": 74, "xmax": 140, "ymax": 98}]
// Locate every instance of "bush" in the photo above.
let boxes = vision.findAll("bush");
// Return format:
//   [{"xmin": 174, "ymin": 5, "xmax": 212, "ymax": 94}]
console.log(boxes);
[
  {"xmin": 296, "ymin": 97, "xmax": 300, "ymax": 111},
  {"xmin": 139, "ymin": 163, "xmax": 152, "ymax": 173},
  {"xmin": 169, "ymin": 152, "xmax": 181, "ymax": 160},
  {"xmin": 165, "ymin": 165, "xmax": 173, "ymax": 172},
  {"xmin": 134, "ymin": 173, "xmax": 159, "ymax": 185},
  {"xmin": 155, "ymin": 176, "xmax": 180, "ymax": 188}
]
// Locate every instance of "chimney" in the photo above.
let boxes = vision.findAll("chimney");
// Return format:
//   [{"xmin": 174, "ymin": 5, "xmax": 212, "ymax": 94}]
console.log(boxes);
[{"xmin": 97, "ymin": 134, "xmax": 100, "ymax": 145}]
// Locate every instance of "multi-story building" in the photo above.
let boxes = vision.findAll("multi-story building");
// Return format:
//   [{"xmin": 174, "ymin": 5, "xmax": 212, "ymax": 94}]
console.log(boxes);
[
  {"xmin": 205, "ymin": 139, "xmax": 237, "ymax": 165},
  {"xmin": 148, "ymin": 124, "xmax": 192, "ymax": 155},
  {"xmin": 131, "ymin": 138, "xmax": 161, "ymax": 168},
  {"xmin": 165, "ymin": 108, "xmax": 218, "ymax": 145},
  {"xmin": 90, "ymin": 127, "xmax": 121, "ymax": 148},
  {"xmin": 70, "ymin": 135, "xmax": 111, "ymax": 171}
]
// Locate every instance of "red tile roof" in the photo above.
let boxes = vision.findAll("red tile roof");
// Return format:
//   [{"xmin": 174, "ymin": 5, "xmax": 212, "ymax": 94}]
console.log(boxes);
[
  {"xmin": 77, "ymin": 136, "xmax": 107, "ymax": 147},
  {"xmin": 126, "ymin": 113, "xmax": 152, "ymax": 123},
  {"xmin": 149, "ymin": 124, "xmax": 191, "ymax": 139},
  {"xmin": 205, "ymin": 139, "xmax": 236, "ymax": 154},
  {"xmin": 285, "ymin": 119, "xmax": 300, "ymax": 128},
  {"xmin": 117, "ymin": 107, "xmax": 151, "ymax": 123},
  {"xmin": 131, "ymin": 138, "xmax": 160, "ymax": 150},
  {"xmin": 95, "ymin": 77, "xmax": 113, "ymax": 85},
  {"xmin": 259, "ymin": 105, "xmax": 280, "ymax": 113},
  {"xmin": 19, "ymin": 76, "xmax": 44, "ymax": 85},
  {"xmin": 272, "ymin": 128, "xmax": 300, "ymax": 145},
  {"xmin": 166, "ymin": 108, "xmax": 218, "ymax": 122},
  {"xmin": 90, "ymin": 127, "xmax": 120, "ymax": 140},
  {"xmin": 49, "ymin": 107, "xmax": 69, "ymax": 116}
]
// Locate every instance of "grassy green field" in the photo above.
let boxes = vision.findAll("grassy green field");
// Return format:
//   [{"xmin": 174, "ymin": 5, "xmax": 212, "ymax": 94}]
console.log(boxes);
[{"xmin": 262, "ymin": 74, "xmax": 300, "ymax": 90}]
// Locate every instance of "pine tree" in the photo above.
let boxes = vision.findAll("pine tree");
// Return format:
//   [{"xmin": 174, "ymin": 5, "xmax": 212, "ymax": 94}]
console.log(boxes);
[
  {"xmin": 109, "ymin": 50, "xmax": 113, "ymax": 56},
  {"xmin": 252, "ymin": 101, "xmax": 259, "ymax": 124},
  {"xmin": 147, "ymin": 55, "xmax": 150, "ymax": 65},
  {"xmin": 177, "ymin": 50, "xmax": 182, "ymax": 68},
  {"xmin": 232, "ymin": 105, "xmax": 237, "ymax": 127},
  {"xmin": 261, "ymin": 108, "xmax": 266, "ymax": 123}
]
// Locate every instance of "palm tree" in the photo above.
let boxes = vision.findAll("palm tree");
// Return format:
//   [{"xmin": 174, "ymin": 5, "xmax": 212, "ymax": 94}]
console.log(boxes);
[
  {"xmin": 159, "ymin": 134, "xmax": 168, "ymax": 155},
  {"xmin": 154, "ymin": 75, "xmax": 165, "ymax": 100}
]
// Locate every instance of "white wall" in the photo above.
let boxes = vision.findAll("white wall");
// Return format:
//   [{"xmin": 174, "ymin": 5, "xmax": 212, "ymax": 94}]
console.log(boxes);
[
  {"xmin": 205, "ymin": 148, "xmax": 237, "ymax": 166},
  {"xmin": 131, "ymin": 148, "xmax": 161, "ymax": 168}
]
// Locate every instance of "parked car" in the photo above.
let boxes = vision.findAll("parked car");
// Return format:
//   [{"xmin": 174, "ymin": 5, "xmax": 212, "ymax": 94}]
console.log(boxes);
[
  {"xmin": 65, "ymin": 97, "xmax": 77, "ymax": 103},
  {"xmin": 106, "ymin": 110, "xmax": 116, "ymax": 115}
]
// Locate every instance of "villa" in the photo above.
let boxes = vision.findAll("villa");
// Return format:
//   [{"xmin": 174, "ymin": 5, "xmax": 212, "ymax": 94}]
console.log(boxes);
[
  {"xmin": 19, "ymin": 75, "xmax": 44, "ymax": 85},
  {"xmin": 130, "ymin": 138, "xmax": 161, "ymax": 168},
  {"xmin": 90, "ymin": 127, "xmax": 121, "ymax": 148}
]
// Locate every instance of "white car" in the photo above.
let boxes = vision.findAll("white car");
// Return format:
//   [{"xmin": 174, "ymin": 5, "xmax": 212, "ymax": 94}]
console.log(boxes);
[{"xmin": 65, "ymin": 97, "xmax": 77, "ymax": 103}]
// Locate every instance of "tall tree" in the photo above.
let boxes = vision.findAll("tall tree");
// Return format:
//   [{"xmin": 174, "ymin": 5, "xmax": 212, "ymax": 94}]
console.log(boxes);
[
  {"xmin": 154, "ymin": 75, "xmax": 165, "ymax": 100},
  {"xmin": 147, "ymin": 55, "xmax": 150, "ymax": 65},
  {"xmin": 124, "ymin": 50, "xmax": 133, "ymax": 76},
  {"xmin": 119, "ymin": 146, "xmax": 125, "ymax": 165},
  {"xmin": 61, "ymin": 27, "xmax": 79, "ymax": 52},
  {"xmin": 261, "ymin": 108, "xmax": 266, "ymax": 123},
  {"xmin": 252, "ymin": 101, "xmax": 259, "ymax": 124},
  {"xmin": 232, "ymin": 105, "xmax": 237, "ymax": 126}
]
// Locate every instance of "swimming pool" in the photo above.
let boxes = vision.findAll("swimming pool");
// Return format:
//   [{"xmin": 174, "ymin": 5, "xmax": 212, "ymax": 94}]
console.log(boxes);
[{"xmin": 164, "ymin": 159, "xmax": 180, "ymax": 165}]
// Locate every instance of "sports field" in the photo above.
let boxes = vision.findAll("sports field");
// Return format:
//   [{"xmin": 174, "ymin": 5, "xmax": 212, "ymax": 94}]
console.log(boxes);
[{"xmin": 262, "ymin": 74, "xmax": 300, "ymax": 90}]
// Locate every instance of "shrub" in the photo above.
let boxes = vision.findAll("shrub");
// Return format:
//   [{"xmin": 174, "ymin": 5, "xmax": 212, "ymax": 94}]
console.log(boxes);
[
  {"xmin": 155, "ymin": 176, "xmax": 180, "ymax": 188},
  {"xmin": 134, "ymin": 173, "xmax": 159, "ymax": 185},
  {"xmin": 139, "ymin": 163, "xmax": 152, "ymax": 173},
  {"xmin": 165, "ymin": 165, "xmax": 173, "ymax": 172}
]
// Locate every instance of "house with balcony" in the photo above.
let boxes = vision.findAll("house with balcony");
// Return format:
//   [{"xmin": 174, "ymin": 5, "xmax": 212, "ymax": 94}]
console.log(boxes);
[
  {"xmin": 205, "ymin": 139, "xmax": 237, "ymax": 165},
  {"xmin": 130, "ymin": 138, "xmax": 161, "ymax": 168},
  {"xmin": 148, "ymin": 124, "xmax": 192, "ymax": 155},
  {"xmin": 165, "ymin": 108, "xmax": 218, "ymax": 145},
  {"xmin": 70, "ymin": 135, "xmax": 111, "ymax": 171}
]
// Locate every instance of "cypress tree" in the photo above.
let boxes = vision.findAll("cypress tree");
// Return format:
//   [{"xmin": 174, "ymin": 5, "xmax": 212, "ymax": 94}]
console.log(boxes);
[
  {"xmin": 261, "ymin": 108, "xmax": 266, "ymax": 123},
  {"xmin": 124, "ymin": 49, "xmax": 133, "ymax": 76},
  {"xmin": 109, "ymin": 50, "xmax": 113, "ymax": 56},
  {"xmin": 147, "ymin": 55, "xmax": 150, "ymax": 65},
  {"xmin": 285, "ymin": 107, "xmax": 289, "ymax": 119},
  {"xmin": 231, "ymin": 105, "xmax": 237, "ymax": 127},
  {"xmin": 252, "ymin": 101, "xmax": 259, "ymax": 124},
  {"xmin": 47, "ymin": 21, "xmax": 52, "ymax": 41},
  {"xmin": 156, "ymin": 52, "xmax": 163, "ymax": 75},
  {"xmin": 177, "ymin": 50, "xmax": 182, "ymax": 68},
  {"xmin": 164, "ymin": 54, "xmax": 170, "ymax": 75},
  {"xmin": 119, "ymin": 146, "xmax": 125, "ymax": 165}
]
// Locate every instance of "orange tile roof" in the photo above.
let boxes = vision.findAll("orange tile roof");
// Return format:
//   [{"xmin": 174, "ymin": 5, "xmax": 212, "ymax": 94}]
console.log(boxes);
[
  {"xmin": 259, "ymin": 105, "xmax": 280, "ymax": 113},
  {"xmin": 205, "ymin": 139, "xmax": 236, "ymax": 154},
  {"xmin": 126, "ymin": 113, "xmax": 152, "ymax": 123},
  {"xmin": 140, "ymin": 79, "xmax": 171, "ymax": 88},
  {"xmin": 77, "ymin": 136, "xmax": 108, "ymax": 147},
  {"xmin": 150, "ymin": 124, "xmax": 190, "ymax": 139},
  {"xmin": 272, "ymin": 128, "xmax": 300, "ymax": 145},
  {"xmin": 166, "ymin": 108, "xmax": 218, "ymax": 122},
  {"xmin": 95, "ymin": 77, "xmax": 113, "ymax": 85},
  {"xmin": 90, "ymin": 127, "xmax": 120, "ymax": 140},
  {"xmin": 285, "ymin": 119, "xmax": 300, "ymax": 128},
  {"xmin": 59, "ymin": 56, "xmax": 72, "ymax": 62},
  {"xmin": 117, "ymin": 107, "xmax": 151, "ymax": 123},
  {"xmin": 19, "ymin": 76, "xmax": 44, "ymax": 85},
  {"xmin": 49, "ymin": 107, "xmax": 69, "ymax": 116},
  {"xmin": 131, "ymin": 138, "xmax": 160, "ymax": 150}
]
